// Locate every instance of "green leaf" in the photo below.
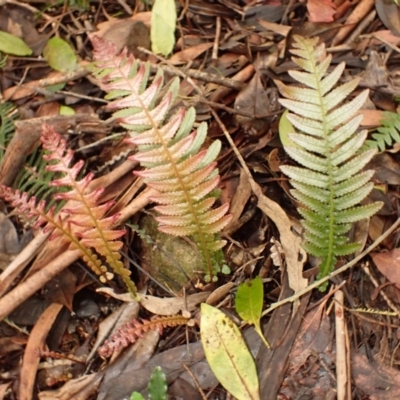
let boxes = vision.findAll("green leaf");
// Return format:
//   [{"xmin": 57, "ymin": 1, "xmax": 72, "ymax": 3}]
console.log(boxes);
[
  {"xmin": 148, "ymin": 366, "xmax": 167, "ymax": 400},
  {"xmin": 279, "ymin": 110, "xmax": 301, "ymax": 149},
  {"xmin": 151, "ymin": 0, "xmax": 177, "ymax": 56},
  {"xmin": 59, "ymin": 105, "xmax": 75, "ymax": 116},
  {"xmin": 43, "ymin": 37, "xmax": 77, "ymax": 72},
  {"xmin": 200, "ymin": 303, "xmax": 260, "ymax": 400},
  {"xmin": 45, "ymin": 83, "xmax": 66, "ymax": 93},
  {"xmin": 130, "ymin": 393, "xmax": 145, "ymax": 400},
  {"xmin": 0, "ymin": 31, "xmax": 32, "ymax": 56},
  {"xmin": 235, "ymin": 276, "xmax": 270, "ymax": 349}
]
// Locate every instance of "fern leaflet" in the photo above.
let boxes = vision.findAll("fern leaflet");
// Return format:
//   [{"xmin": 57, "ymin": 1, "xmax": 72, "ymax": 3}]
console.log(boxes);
[{"xmin": 278, "ymin": 36, "xmax": 382, "ymax": 287}]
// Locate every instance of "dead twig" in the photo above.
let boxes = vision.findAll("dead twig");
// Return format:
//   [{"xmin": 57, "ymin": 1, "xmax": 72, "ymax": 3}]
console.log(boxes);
[{"xmin": 335, "ymin": 290, "xmax": 350, "ymax": 400}]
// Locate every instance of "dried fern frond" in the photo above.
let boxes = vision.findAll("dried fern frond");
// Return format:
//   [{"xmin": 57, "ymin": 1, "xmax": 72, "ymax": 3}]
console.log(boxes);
[
  {"xmin": 278, "ymin": 36, "xmax": 382, "ymax": 286},
  {"xmin": 0, "ymin": 124, "xmax": 138, "ymax": 297},
  {"xmin": 98, "ymin": 315, "xmax": 190, "ymax": 358},
  {"xmin": 91, "ymin": 36, "xmax": 231, "ymax": 282},
  {"xmin": 363, "ymin": 111, "xmax": 400, "ymax": 152}
]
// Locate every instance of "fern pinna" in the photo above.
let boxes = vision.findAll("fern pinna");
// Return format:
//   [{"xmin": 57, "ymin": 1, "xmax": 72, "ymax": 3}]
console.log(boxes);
[
  {"xmin": 90, "ymin": 36, "xmax": 231, "ymax": 282},
  {"xmin": 278, "ymin": 36, "xmax": 382, "ymax": 285},
  {"xmin": 0, "ymin": 124, "xmax": 138, "ymax": 297}
]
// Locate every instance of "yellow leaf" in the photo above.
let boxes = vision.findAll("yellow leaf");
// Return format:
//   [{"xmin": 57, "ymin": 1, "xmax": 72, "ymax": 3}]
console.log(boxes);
[{"xmin": 200, "ymin": 303, "xmax": 260, "ymax": 400}]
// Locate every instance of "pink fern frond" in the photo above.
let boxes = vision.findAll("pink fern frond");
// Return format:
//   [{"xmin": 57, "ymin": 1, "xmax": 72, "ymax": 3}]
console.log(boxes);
[
  {"xmin": 91, "ymin": 36, "xmax": 231, "ymax": 280},
  {"xmin": 0, "ymin": 124, "xmax": 137, "ymax": 297},
  {"xmin": 98, "ymin": 315, "xmax": 190, "ymax": 358}
]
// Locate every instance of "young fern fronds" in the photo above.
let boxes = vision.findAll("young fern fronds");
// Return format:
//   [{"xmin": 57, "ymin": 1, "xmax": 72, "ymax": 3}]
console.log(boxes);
[
  {"xmin": 363, "ymin": 111, "xmax": 400, "ymax": 152},
  {"xmin": 278, "ymin": 36, "xmax": 382, "ymax": 287},
  {"xmin": 0, "ymin": 124, "xmax": 138, "ymax": 298},
  {"xmin": 91, "ymin": 36, "xmax": 231, "ymax": 282}
]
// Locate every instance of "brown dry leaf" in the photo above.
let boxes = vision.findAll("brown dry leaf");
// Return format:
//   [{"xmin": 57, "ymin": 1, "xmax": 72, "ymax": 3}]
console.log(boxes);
[
  {"xmin": 19, "ymin": 303, "xmax": 63, "ymax": 400},
  {"xmin": 206, "ymin": 282, "xmax": 235, "ymax": 305},
  {"xmin": 372, "ymin": 29, "xmax": 400, "ymax": 45},
  {"xmin": 280, "ymin": 303, "xmax": 334, "ymax": 398},
  {"xmin": 307, "ymin": 0, "xmax": 337, "ymax": 22},
  {"xmin": 352, "ymin": 218, "xmax": 370, "ymax": 256},
  {"xmin": 140, "ymin": 292, "xmax": 209, "ymax": 315},
  {"xmin": 38, "ymin": 373, "xmax": 103, "ymax": 400},
  {"xmin": 0, "ymin": 212, "xmax": 19, "ymax": 271},
  {"xmin": 2, "ymin": 66, "xmax": 89, "ymax": 101},
  {"xmin": 375, "ymin": 0, "xmax": 400, "ymax": 36},
  {"xmin": 223, "ymin": 168, "xmax": 252, "ymax": 236},
  {"xmin": 91, "ymin": 19, "xmax": 150, "ymax": 58},
  {"xmin": 371, "ymin": 248, "xmax": 400, "ymax": 287},
  {"xmin": 359, "ymin": 109, "xmax": 384, "ymax": 127},
  {"xmin": 247, "ymin": 177, "xmax": 307, "ymax": 297},
  {"xmin": 289, "ymin": 304, "xmax": 331, "ymax": 373},
  {"xmin": 0, "ymin": 335, "xmax": 26, "ymax": 357},
  {"xmin": 0, "ymin": 383, "xmax": 11, "ymax": 400},
  {"xmin": 96, "ymin": 288, "xmax": 209, "ymax": 315},
  {"xmin": 352, "ymin": 352, "xmax": 400, "ymax": 399},
  {"xmin": 169, "ymin": 42, "xmax": 213, "ymax": 65},
  {"xmin": 97, "ymin": 330, "xmax": 161, "ymax": 400},
  {"xmin": 369, "ymin": 153, "xmax": 400, "ymax": 185},
  {"xmin": 361, "ymin": 51, "xmax": 392, "ymax": 90},
  {"xmin": 369, "ymin": 215, "xmax": 387, "ymax": 242},
  {"xmin": 257, "ymin": 20, "xmax": 291, "ymax": 37},
  {"xmin": 42, "ymin": 268, "xmax": 77, "ymax": 312},
  {"xmin": 234, "ymin": 67, "xmax": 279, "ymax": 136}
]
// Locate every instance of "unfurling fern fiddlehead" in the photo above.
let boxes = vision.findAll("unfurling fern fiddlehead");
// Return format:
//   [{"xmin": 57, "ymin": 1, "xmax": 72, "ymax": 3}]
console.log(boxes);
[
  {"xmin": 90, "ymin": 36, "xmax": 231, "ymax": 282},
  {"xmin": 278, "ymin": 35, "xmax": 382, "ymax": 287}
]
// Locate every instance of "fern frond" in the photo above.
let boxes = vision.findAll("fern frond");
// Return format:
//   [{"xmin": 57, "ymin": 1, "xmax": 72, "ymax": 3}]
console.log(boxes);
[
  {"xmin": 13, "ymin": 144, "xmax": 71, "ymax": 212},
  {"xmin": 0, "ymin": 102, "xmax": 17, "ymax": 159},
  {"xmin": 91, "ymin": 36, "xmax": 231, "ymax": 281},
  {"xmin": 363, "ymin": 111, "xmax": 400, "ymax": 151},
  {"xmin": 279, "ymin": 36, "xmax": 382, "ymax": 287},
  {"xmin": 98, "ymin": 315, "xmax": 190, "ymax": 358},
  {"xmin": 0, "ymin": 124, "xmax": 138, "ymax": 297}
]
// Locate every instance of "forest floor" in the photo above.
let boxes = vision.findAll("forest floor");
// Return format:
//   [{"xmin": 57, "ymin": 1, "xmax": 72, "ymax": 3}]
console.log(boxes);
[{"xmin": 1, "ymin": 0, "xmax": 400, "ymax": 399}]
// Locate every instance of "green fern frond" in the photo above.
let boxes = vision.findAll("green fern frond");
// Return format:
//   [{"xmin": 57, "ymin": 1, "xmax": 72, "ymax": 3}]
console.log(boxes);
[
  {"xmin": 0, "ymin": 102, "xmax": 17, "ymax": 159},
  {"xmin": 91, "ymin": 36, "xmax": 231, "ymax": 282},
  {"xmin": 363, "ymin": 111, "xmax": 400, "ymax": 151},
  {"xmin": 0, "ymin": 124, "xmax": 138, "ymax": 298},
  {"xmin": 13, "ymin": 144, "xmax": 73, "ymax": 212},
  {"xmin": 279, "ymin": 35, "xmax": 382, "ymax": 288}
]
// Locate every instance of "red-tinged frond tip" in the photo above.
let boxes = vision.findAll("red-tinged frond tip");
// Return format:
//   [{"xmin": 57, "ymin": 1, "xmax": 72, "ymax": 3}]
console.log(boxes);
[{"xmin": 90, "ymin": 35, "xmax": 119, "ymax": 61}]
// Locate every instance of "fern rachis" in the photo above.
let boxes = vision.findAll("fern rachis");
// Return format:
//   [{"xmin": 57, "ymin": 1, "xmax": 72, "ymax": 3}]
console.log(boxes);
[{"xmin": 278, "ymin": 36, "xmax": 382, "ymax": 285}]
